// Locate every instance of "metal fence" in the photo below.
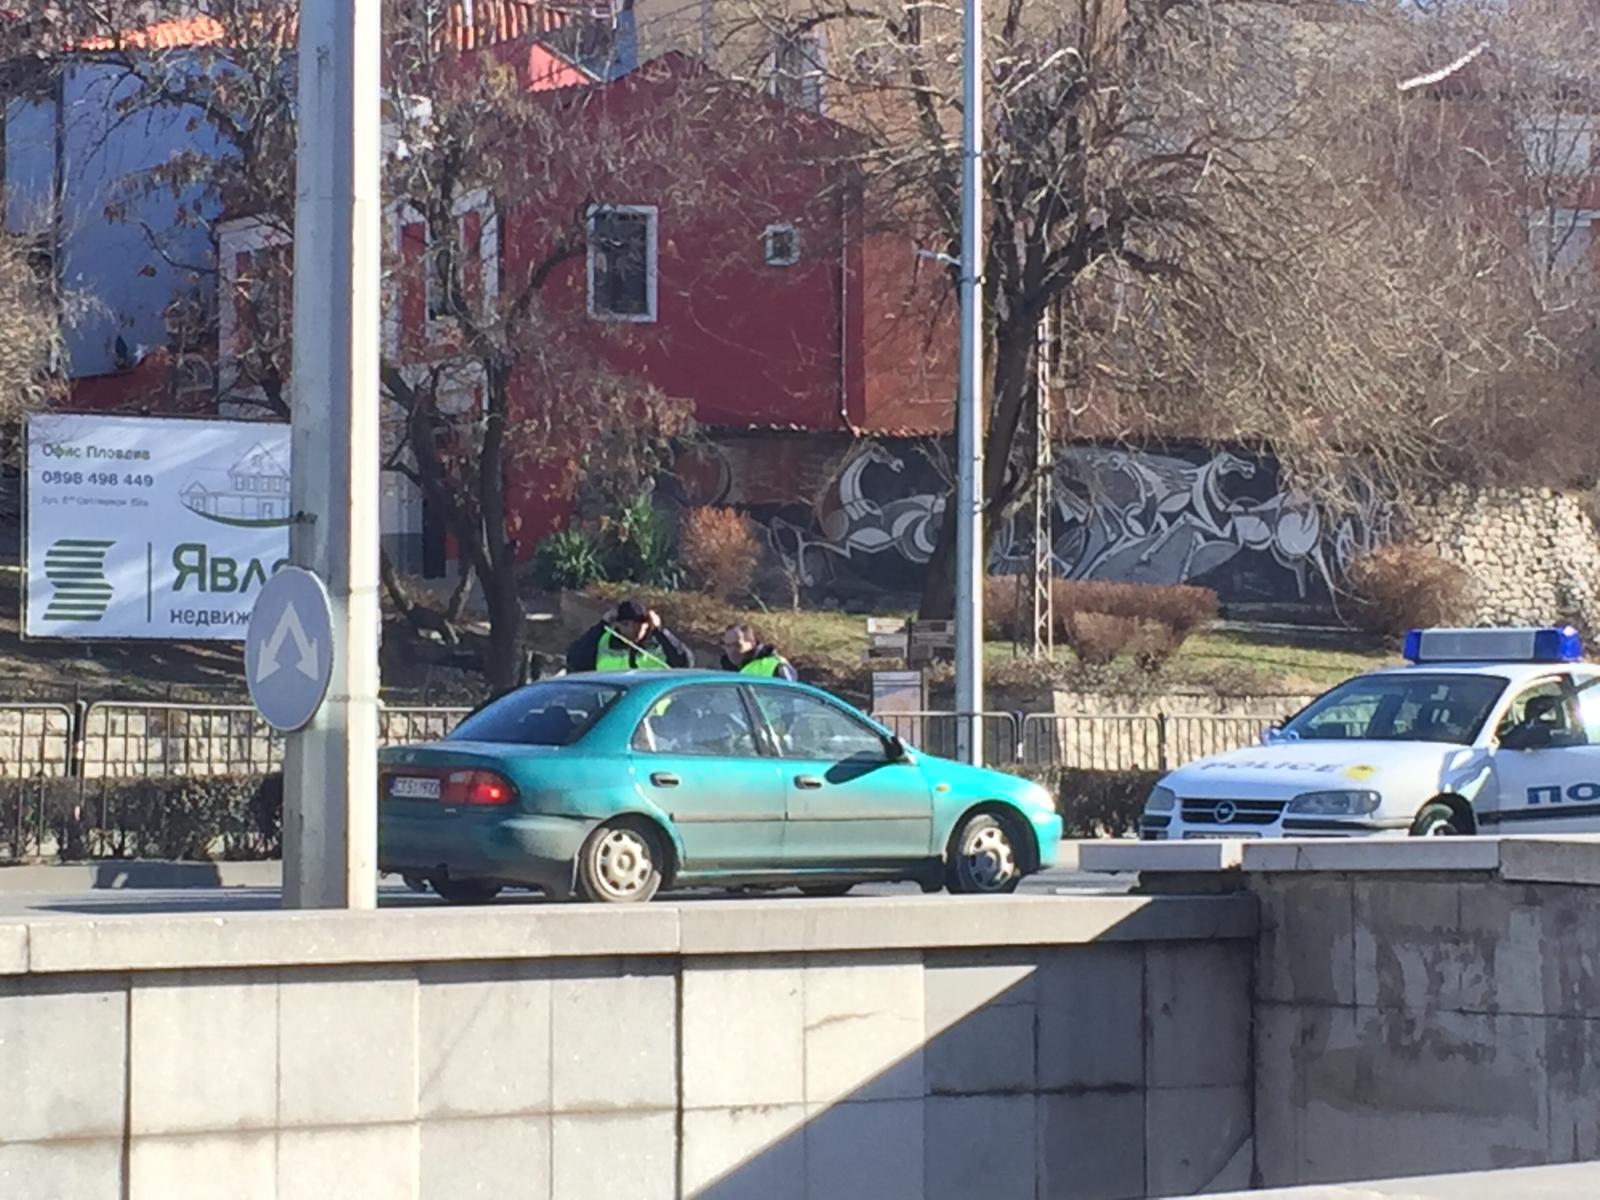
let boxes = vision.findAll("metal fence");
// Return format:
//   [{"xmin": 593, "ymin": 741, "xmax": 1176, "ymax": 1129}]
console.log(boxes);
[
  {"xmin": 0, "ymin": 698, "xmax": 1280, "ymax": 779},
  {"xmin": 875, "ymin": 711, "xmax": 1021, "ymax": 769}
]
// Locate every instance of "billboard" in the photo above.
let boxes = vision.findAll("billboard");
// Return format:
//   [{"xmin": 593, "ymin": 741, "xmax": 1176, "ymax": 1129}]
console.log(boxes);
[{"xmin": 25, "ymin": 414, "xmax": 292, "ymax": 640}]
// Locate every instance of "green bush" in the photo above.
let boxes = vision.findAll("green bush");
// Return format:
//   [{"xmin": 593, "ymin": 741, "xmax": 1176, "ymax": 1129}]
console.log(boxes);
[
  {"xmin": 1, "ymin": 774, "xmax": 281, "ymax": 863},
  {"xmin": 529, "ymin": 527, "xmax": 608, "ymax": 591},
  {"xmin": 1047, "ymin": 768, "xmax": 1161, "ymax": 838},
  {"xmin": 604, "ymin": 494, "xmax": 680, "ymax": 588}
]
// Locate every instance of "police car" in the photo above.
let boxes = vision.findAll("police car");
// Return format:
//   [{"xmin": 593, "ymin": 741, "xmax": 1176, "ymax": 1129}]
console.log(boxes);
[{"xmin": 1140, "ymin": 626, "xmax": 1600, "ymax": 840}]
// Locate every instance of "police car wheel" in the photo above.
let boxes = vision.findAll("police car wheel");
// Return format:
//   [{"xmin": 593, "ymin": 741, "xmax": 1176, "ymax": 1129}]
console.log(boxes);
[{"xmin": 1410, "ymin": 802, "xmax": 1466, "ymax": 837}]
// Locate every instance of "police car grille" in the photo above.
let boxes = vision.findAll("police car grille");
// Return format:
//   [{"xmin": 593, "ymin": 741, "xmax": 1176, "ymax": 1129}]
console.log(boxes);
[{"xmin": 1181, "ymin": 799, "xmax": 1285, "ymax": 826}]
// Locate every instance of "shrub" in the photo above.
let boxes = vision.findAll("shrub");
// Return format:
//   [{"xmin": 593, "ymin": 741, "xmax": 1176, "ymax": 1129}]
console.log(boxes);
[
  {"xmin": 1063, "ymin": 611, "xmax": 1139, "ymax": 665},
  {"xmin": 1052, "ymin": 768, "xmax": 1162, "ymax": 838},
  {"xmin": 604, "ymin": 494, "xmax": 680, "ymax": 587},
  {"xmin": 1344, "ymin": 544, "xmax": 1471, "ymax": 641},
  {"xmin": 529, "ymin": 527, "xmax": 607, "ymax": 591},
  {"xmin": 0, "ymin": 774, "xmax": 283, "ymax": 864},
  {"xmin": 680, "ymin": 507, "xmax": 758, "ymax": 600}
]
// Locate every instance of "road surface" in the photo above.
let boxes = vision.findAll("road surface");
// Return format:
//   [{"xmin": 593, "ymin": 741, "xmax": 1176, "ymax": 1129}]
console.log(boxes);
[{"xmin": 0, "ymin": 864, "xmax": 1126, "ymax": 919}]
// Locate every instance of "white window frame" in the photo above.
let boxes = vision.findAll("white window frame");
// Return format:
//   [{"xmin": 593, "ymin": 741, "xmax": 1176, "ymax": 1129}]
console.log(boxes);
[
  {"xmin": 412, "ymin": 189, "xmax": 500, "ymax": 333},
  {"xmin": 766, "ymin": 30, "xmax": 828, "ymax": 113},
  {"xmin": 1520, "ymin": 113, "xmax": 1597, "ymax": 180},
  {"xmin": 1527, "ymin": 206, "xmax": 1597, "ymax": 280},
  {"xmin": 763, "ymin": 223, "xmax": 800, "ymax": 267},
  {"xmin": 587, "ymin": 203, "xmax": 659, "ymax": 323}
]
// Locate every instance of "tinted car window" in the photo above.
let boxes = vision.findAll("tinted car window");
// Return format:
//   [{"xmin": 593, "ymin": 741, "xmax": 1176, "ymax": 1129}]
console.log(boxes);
[
  {"xmin": 752, "ymin": 689, "xmax": 889, "ymax": 761},
  {"xmin": 1282, "ymin": 673, "xmax": 1506, "ymax": 745},
  {"xmin": 633, "ymin": 686, "xmax": 760, "ymax": 757},
  {"xmin": 449, "ymin": 682, "xmax": 622, "ymax": 746}
]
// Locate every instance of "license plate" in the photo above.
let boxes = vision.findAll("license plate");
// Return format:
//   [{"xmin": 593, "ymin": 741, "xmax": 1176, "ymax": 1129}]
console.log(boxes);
[
  {"xmin": 389, "ymin": 776, "xmax": 441, "ymax": 800},
  {"xmin": 1183, "ymin": 831, "xmax": 1261, "ymax": 840}
]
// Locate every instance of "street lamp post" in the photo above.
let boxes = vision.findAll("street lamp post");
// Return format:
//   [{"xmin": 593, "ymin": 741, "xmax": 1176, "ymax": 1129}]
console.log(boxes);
[
  {"xmin": 955, "ymin": 0, "xmax": 985, "ymax": 764},
  {"xmin": 283, "ymin": 0, "xmax": 383, "ymax": 907}
]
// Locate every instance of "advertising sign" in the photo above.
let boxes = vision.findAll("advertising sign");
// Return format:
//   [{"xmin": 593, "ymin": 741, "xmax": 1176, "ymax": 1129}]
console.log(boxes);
[{"xmin": 26, "ymin": 414, "xmax": 292, "ymax": 640}]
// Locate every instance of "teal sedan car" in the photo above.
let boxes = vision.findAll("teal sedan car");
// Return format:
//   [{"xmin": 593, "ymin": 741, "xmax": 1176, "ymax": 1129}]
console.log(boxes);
[{"xmin": 379, "ymin": 671, "xmax": 1062, "ymax": 903}]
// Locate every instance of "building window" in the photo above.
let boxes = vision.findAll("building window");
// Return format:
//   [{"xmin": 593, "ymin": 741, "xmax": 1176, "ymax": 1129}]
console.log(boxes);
[
  {"xmin": 1520, "ymin": 114, "xmax": 1597, "ymax": 180},
  {"xmin": 1528, "ymin": 207, "xmax": 1596, "ymax": 279},
  {"xmin": 764, "ymin": 224, "xmax": 800, "ymax": 267},
  {"xmin": 768, "ymin": 30, "xmax": 827, "ymax": 113},
  {"xmin": 588, "ymin": 205, "xmax": 658, "ymax": 322},
  {"xmin": 426, "ymin": 237, "xmax": 455, "ymax": 321}
]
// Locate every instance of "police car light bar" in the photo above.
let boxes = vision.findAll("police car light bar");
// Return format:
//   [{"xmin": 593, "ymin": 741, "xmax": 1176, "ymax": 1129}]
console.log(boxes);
[{"xmin": 1403, "ymin": 626, "xmax": 1583, "ymax": 664}]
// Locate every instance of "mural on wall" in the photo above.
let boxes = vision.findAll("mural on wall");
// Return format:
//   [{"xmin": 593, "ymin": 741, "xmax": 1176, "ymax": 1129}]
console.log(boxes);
[{"xmin": 671, "ymin": 438, "xmax": 1392, "ymax": 606}]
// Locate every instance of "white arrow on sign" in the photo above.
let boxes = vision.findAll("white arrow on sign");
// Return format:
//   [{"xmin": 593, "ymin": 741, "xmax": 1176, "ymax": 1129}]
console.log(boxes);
[{"xmin": 256, "ymin": 603, "xmax": 320, "ymax": 683}]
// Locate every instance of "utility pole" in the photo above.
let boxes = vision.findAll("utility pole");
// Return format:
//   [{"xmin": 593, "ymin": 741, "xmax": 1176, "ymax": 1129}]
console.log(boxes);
[
  {"xmin": 1032, "ymin": 313, "xmax": 1054, "ymax": 659},
  {"xmin": 954, "ymin": 0, "xmax": 985, "ymax": 764},
  {"xmin": 283, "ymin": 0, "xmax": 382, "ymax": 908}
]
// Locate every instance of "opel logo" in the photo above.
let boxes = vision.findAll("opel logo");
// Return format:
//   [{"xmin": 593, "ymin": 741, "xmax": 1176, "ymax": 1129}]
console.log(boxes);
[{"xmin": 1214, "ymin": 801, "xmax": 1238, "ymax": 824}]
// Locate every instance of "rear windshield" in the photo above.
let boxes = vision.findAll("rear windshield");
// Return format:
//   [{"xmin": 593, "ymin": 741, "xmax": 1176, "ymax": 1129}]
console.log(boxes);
[{"xmin": 448, "ymin": 682, "xmax": 623, "ymax": 746}]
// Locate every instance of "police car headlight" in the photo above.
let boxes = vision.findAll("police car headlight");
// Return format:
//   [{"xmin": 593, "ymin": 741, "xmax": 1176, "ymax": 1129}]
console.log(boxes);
[
  {"xmin": 1144, "ymin": 786, "xmax": 1176, "ymax": 814},
  {"xmin": 1288, "ymin": 790, "xmax": 1381, "ymax": 816}
]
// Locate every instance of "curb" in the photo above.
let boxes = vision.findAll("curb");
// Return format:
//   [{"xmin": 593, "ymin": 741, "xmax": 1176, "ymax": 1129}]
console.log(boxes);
[{"xmin": 0, "ymin": 860, "xmax": 283, "ymax": 893}]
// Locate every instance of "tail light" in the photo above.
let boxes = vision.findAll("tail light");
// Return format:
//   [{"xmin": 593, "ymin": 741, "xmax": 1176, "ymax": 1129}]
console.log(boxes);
[{"xmin": 442, "ymin": 769, "xmax": 516, "ymax": 807}]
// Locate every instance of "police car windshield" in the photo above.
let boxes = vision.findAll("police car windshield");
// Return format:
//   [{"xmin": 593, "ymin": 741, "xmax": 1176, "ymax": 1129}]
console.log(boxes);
[
  {"xmin": 449, "ymin": 682, "xmax": 623, "ymax": 746},
  {"xmin": 1280, "ymin": 673, "xmax": 1507, "ymax": 745}
]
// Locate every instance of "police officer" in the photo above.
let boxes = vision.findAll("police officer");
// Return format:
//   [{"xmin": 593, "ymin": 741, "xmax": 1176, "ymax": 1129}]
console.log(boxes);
[
  {"xmin": 566, "ymin": 599, "xmax": 693, "ymax": 672},
  {"xmin": 719, "ymin": 623, "xmax": 798, "ymax": 680}
]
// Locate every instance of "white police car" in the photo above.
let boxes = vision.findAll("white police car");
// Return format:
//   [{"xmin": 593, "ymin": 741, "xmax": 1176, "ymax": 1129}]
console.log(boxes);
[{"xmin": 1140, "ymin": 626, "xmax": 1600, "ymax": 840}]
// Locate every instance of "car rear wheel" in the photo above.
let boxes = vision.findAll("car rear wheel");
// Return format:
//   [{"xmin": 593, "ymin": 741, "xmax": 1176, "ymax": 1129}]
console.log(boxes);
[
  {"xmin": 431, "ymin": 878, "xmax": 503, "ymax": 905},
  {"xmin": 577, "ymin": 819, "xmax": 666, "ymax": 903},
  {"xmin": 1411, "ymin": 801, "xmax": 1470, "ymax": 837},
  {"xmin": 799, "ymin": 883, "xmax": 855, "ymax": 898},
  {"xmin": 946, "ymin": 811, "xmax": 1025, "ymax": 895}
]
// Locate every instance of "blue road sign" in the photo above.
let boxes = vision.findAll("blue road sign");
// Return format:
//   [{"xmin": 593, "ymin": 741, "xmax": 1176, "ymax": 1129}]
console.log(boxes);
[{"xmin": 246, "ymin": 567, "xmax": 334, "ymax": 732}]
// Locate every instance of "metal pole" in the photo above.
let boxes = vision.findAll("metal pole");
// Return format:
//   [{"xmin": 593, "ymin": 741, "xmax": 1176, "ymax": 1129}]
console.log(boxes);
[
  {"xmin": 1032, "ymin": 312, "xmax": 1053, "ymax": 659},
  {"xmin": 954, "ymin": 0, "xmax": 985, "ymax": 764},
  {"xmin": 284, "ymin": 0, "xmax": 382, "ymax": 908}
]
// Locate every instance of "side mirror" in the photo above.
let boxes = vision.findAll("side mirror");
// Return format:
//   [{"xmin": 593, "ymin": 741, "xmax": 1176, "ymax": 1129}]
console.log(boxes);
[{"xmin": 886, "ymin": 735, "xmax": 913, "ymax": 763}]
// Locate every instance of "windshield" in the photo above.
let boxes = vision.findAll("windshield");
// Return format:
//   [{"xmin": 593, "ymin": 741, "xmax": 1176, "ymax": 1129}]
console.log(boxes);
[
  {"xmin": 1280, "ymin": 672, "xmax": 1507, "ymax": 745},
  {"xmin": 449, "ymin": 682, "xmax": 623, "ymax": 746}
]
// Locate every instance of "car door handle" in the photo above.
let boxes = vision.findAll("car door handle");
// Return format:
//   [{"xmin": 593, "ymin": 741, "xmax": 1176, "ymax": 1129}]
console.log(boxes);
[
  {"xmin": 793, "ymin": 775, "xmax": 824, "ymax": 790},
  {"xmin": 650, "ymin": 772, "xmax": 680, "ymax": 788}
]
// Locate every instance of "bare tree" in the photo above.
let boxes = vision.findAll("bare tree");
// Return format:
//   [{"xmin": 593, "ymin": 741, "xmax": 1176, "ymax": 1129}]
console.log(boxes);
[
  {"xmin": 0, "ymin": 231, "xmax": 67, "ymax": 431},
  {"xmin": 40, "ymin": 0, "xmax": 720, "ymax": 689},
  {"xmin": 712, "ymin": 0, "xmax": 1600, "ymax": 614}
]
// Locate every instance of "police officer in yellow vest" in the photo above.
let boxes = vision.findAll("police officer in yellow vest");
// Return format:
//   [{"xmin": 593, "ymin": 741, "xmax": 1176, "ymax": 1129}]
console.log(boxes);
[
  {"xmin": 566, "ymin": 599, "xmax": 693, "ymax": 673},
  {"xmin": 719, "ymin": 623, "xmax": 798, "ymax": 681}
]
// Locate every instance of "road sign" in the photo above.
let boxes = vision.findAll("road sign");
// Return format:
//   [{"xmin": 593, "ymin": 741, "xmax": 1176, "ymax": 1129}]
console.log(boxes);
[{"xmin": 246, "ymin": 567, "xmax": 334, "ymax": 732}]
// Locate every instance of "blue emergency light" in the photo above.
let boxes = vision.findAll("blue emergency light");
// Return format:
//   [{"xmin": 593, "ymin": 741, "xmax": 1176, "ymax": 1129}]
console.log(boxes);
[{"xmin": 1402, "ymin": 626, "xmax": 1584, "ymax": 664}]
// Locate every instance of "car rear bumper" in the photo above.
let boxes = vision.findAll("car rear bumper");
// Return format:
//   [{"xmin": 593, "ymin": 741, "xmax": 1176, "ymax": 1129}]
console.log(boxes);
[{"xmin": 379, "ymin": 811, "xmax": 591, "ymax": 898}]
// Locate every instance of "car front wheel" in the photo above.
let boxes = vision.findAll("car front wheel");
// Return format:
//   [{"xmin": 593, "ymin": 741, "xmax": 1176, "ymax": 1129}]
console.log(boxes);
[
  {"xmin": 946, "ymin": 811, "xmax": 1025, "ymax": 895},
  {"xmin": 1411, "ymin": 801, "xmax": 1470, "ymax": 837},
  {"xmin": 576, "ymin": 819, "xmax": 667, "ymax": 903}
]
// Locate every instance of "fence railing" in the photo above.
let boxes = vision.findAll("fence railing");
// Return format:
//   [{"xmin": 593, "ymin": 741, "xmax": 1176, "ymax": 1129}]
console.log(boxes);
[
  {"xmin": 0, "ymin": 699, "xmax": 1275, "ymax": 792},
  {"xmin": 1016, "ymin": 712, "xmax": 1276, "ymax": 772},
  {"xmin": 876, "ymin": 711, "xmax": 1022, "ymax": 769}
]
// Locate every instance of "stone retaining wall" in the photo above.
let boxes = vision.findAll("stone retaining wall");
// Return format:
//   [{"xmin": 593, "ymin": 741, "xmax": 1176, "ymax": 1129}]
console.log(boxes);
[{"xmin": 1409, "ymin": 486, "xmax": 1600, "ymax": 633}]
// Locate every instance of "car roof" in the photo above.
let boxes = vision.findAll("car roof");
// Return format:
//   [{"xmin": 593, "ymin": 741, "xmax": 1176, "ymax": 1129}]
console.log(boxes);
[
  {"xmin": 553, "ymin": 669, "xmax": 801, "ymax": 688},
  {"xmin": 1360, "ymin": 661, "xmax": 1599, "ymax": 684}
]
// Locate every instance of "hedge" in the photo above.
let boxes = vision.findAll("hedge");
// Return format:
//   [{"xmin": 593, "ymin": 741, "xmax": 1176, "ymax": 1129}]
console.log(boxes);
[
  {"xmin": 0, "ymin": 773, "xmax": 281, "ymax": 864},
  {"xmin": 1044, "ymin": 768, "xmax": 1161, "ymax": 839}
]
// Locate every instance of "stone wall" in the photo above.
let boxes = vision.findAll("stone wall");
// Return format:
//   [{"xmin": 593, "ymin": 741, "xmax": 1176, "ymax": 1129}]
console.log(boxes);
[
  {"xmin": 0, "ymin": 895, "xmax": 1257, "ymax": 1200},
  {"xmin": 1409, "ymin": 486, "xmax": 1600, "ymax": 633}
]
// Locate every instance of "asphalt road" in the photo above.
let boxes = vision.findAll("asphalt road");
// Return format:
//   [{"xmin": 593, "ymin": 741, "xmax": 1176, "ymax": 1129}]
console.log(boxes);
[{"xmin": 0, "ymin": 864, "xmax": 1127, "ymax": 919}]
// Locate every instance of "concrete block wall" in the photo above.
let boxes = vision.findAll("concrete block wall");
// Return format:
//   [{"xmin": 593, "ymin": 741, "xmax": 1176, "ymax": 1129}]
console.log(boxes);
[
  {"xmin": 1089, "ymin": 837, "xmax": 1600, "ymax": 1193},
  {"xmin": 0, "ymin": 894, "xmax": 1257, "ymax": 1200}
]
